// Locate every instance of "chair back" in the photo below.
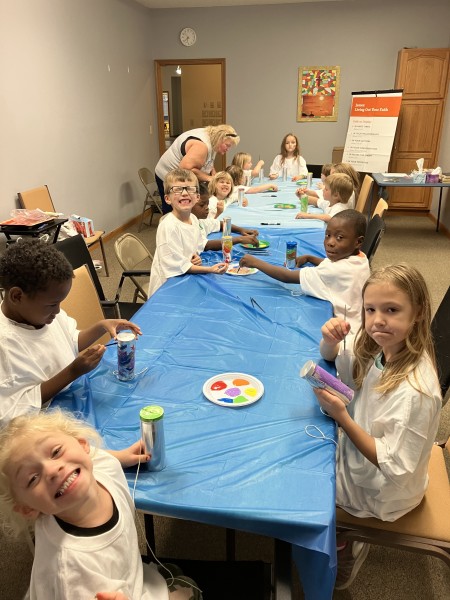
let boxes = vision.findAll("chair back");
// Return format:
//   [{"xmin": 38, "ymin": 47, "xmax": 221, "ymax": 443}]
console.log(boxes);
[
  {"xmin": 55, "ymin": 234, "xmax": 105, "ymax": 301},
  {"xmin": 355, "ymin": 175, "xmax": 373, "ymax": 214},
  {"xmin": 431, "ymin": 285, "xmax": 450, "ymax": 399},
  {"xmin": 114, "ymin": 234, "xmax": 152, "ymax": 301},
  {"xmin": 361, "ymin": 214, "xmax": 385, "ymax": 262},
  {"xmin": 61, "ymin": 265, "xmax": 110, "ymax": 346},
  {"xmin": 138, "ymin": 167, "xmax": 156, "ymax": 192},
  {"xmin": 372, "ymin": 198, "xmax": 388, "ymax": 218},
  {"xmin": 18, "ymin": 185, "xmax": 55, "ymax": 212}
]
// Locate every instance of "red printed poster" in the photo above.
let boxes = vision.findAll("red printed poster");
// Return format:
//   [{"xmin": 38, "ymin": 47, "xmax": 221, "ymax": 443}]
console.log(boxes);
[{"xmin": 342, "ymin": 91, "xmax": 403, "ymax": 172}]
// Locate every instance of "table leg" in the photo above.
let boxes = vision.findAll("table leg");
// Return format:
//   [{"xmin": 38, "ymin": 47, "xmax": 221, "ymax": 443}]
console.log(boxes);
[
  {"xmin": 436, "ymin": 188, "xmax": 443, "ymax": 232},
  {"xmin": 274, "ymin": 539, "xmax": 292, "ymax": 600}
]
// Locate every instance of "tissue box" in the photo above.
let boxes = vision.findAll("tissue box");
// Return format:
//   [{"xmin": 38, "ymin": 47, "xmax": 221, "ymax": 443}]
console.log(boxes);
[
  {"xmin": 426, "ymin": 173, "xmax": 440, "ymax": 183},
  {"xmin": 411, "ymin": 172, "xmax": 426, "ymax": 183},
  {"xmin": 70, "ymin": 214, "xmax": 95, "ymax": 238}
]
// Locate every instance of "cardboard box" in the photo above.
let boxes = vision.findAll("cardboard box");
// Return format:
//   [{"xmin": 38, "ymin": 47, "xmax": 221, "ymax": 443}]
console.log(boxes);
[{"xmin": 70, "ymin": 214, "xmax": 95, "ymax": 238}]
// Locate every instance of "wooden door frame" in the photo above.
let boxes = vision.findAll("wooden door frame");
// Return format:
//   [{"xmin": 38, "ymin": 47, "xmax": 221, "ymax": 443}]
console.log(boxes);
[{"xmin": 154, "ymin": 58, "xmax": 226, "ymax": 160}]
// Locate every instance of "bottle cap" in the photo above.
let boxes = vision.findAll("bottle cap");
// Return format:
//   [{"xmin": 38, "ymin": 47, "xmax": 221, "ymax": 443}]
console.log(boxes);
[
  {"xmin": 286, "ymin": 241, "xmax": 297, "ymax": 249},
  {"xmin": 300, "ymin": 360, "xmax": 316, "ymax": 378},
  {"xmin": 117, "ymin": 331, "xmax": 136, "ymax": 343},
  {"xmin": 140, "ymin": 405, "xmax": 164, "ymax": 422}
]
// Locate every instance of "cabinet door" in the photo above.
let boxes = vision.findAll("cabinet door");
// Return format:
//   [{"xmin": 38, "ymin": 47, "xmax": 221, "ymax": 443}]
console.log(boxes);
[
  {"xmin": 395, "ymin": 48, "xmax": 449, "ymax": 99},
  {"xmin": 389, "ymin": 48, "xmax": 449, "ymax": 210}
]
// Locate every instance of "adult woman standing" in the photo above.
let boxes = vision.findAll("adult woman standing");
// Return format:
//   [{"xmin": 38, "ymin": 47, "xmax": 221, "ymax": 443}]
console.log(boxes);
[{"xmin": 155, "ymin": 124, "xmax": 240, "ymax": 213}]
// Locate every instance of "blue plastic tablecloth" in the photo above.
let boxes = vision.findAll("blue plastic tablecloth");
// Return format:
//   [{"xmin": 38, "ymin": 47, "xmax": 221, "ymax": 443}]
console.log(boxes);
[
  {"xmin": 224, "ymin": 178, "xmax": 326, "ymax": 229},
  {"xmin": 53, "ymin": 225, "xmax": 337, "ymax": 599}
]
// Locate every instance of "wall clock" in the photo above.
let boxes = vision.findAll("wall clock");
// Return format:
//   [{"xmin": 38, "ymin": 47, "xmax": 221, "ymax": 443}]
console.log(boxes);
[{"xmin": 180, "ymin": 27, "xmax": 197, "ymax": 47}]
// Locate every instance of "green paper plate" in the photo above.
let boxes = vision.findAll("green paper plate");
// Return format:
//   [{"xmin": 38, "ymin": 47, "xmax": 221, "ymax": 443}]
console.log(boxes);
[
  {"xmin": 296, "ymin": 180, "xmax": 308, "ymax": 186},
  {"xmin": 273, "ymin": 203, "xmax": 296, "ymax": 209},
  {"xmin": 240, "ymin": 240, "xmax": 270, "ymax": 250}
]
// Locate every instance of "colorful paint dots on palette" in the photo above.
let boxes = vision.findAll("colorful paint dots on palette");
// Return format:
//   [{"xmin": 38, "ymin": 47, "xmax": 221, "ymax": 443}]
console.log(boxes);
[{"xmin": 203, "ymin": 373, "xmax": 264, "ymax": 408}]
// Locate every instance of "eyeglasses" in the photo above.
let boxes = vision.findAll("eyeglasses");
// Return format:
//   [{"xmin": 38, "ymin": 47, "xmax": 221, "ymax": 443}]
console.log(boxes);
[{"xmin": 168, "ymin": 186, "xmax": 199, "ymax": 196}]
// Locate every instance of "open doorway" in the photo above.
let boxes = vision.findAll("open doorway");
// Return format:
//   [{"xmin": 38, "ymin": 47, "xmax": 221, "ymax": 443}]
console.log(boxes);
[{"xmin": 154, "ymin": 59, "xmax": 226, "ymax": 170}]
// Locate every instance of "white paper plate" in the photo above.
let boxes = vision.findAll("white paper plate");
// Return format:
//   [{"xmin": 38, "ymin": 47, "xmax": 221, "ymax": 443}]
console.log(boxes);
[
  {"xmin": 203, "ymin": 372, "xmax": 264, "ymax": 407},
  {"xmin": 382, "ymin": 173, "xmax": 408, "ymax": 178},
  {"xmin": 226, "ymin": 262, "xmax": 258, "ymax": 276}
]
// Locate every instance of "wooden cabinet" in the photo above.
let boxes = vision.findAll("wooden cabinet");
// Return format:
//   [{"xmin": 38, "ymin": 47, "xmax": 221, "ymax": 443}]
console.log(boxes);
[{"xmin": 388, "ymin": 48, "xmax": 449, "ymax": 210}]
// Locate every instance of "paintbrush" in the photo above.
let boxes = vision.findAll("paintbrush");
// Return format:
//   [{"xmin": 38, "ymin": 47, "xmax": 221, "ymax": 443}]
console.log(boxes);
[{"xmin": 105, "ymin": 340, "xmax": 118, "ymax": 347}]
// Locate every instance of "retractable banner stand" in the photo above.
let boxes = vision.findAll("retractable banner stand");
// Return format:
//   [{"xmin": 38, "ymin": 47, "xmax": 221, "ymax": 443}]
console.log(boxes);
[{"xmin": 342, "ymin": 90, "xmax": 403, "ymax": 172}]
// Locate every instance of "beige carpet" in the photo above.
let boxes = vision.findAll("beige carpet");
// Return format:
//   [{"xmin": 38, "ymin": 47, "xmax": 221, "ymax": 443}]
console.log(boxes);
[{"xmin": 1, "ymin": 212, "xmax": 449, "ymax": 600}]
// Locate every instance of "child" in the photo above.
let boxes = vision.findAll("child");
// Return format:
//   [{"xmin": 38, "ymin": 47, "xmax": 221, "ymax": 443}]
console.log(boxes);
[
  {"xmin": 239, "ymin": 210, "xmax": 369, "ymax": 336},
  {"xmin": 296, "ymin": 162, "xmax": 332, "ymax": 201},
  {"xmin": 225, "ymin": 165, "xmax": 278, "ymax": 204},
  {"xmin": 295, "ymin": 173, "xmax": 353, "ymax": 222},
  {"xmin": 206, "ymin": 171, "xmax": 234, "ymax": 218},
  {"xmin": 316, "ymin": 264, "xmax": 441, "ymax": 588},
  {"xmin": 231, "ymin": 151, "xmax": 264, "ymax": 181},
  {"xmin": 148, "ymin": 168, "xmax": 227, "ymax": 297},
  {"xmin": 0, "ymin": 409, "xmax": 201, "ymax": 599},
  {"xmin": 330, "ymin": 162, "xmax": 361, "ymax": 209},
  {"xmin": 191, "ymin": 187, "xmax": 260, "ymax": 250},
  {"xmin": 269, "ymin": 133, "xmax": 308, "ymax": 181},
  {"xmin": 0, "ymin": 240, "xmax": 141, "ymax": 428}
]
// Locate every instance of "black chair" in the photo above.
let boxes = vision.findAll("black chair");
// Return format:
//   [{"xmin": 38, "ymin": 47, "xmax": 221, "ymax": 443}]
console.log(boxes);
[
  {"xmin": 431, "ymin": 285, "xmax": 450, "ymax": 401},
  {"xmin": 55, "ymin": 234, "xmax": 143, "ymax": 321},
  {"xmin": 361, "ymin": 214, "xmax": 385, "ymax": 262},
  {"xmin": 306, "ymin": 164, "xmax": 323, "ymax": 179}
]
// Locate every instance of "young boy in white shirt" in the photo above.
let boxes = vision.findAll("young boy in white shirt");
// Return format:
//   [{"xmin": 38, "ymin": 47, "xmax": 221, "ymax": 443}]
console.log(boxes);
[
  {"xmin": 295, "ymin": 173, "xmax": 353, "ymax": 222},
  {"xmin": 239, "ymin": 209, "xmax": 370, "ymax": 338},
  {"xmin": 148, "ymin": 168, "xmax": 228, "ymax": 297}
]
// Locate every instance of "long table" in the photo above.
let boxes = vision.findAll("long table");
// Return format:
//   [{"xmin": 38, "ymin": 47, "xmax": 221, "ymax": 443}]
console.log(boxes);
[
  {"xmin": 53, "ymin": 193, "xmax": 338, "ymax": 599},
  {"xmin": 372, "ymin": 172, "xmax": 450, "ymax": 232}
]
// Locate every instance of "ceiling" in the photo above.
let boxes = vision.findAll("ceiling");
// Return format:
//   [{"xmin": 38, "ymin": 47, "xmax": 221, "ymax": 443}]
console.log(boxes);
[{"xmin": 134, "ymin": 0, "xmax": 343, "ymax": 8}]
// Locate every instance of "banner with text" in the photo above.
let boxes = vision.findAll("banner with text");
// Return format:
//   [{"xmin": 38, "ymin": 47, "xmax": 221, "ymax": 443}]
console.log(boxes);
[{"xmin": 342, "ymin": 90, "xmax": 403, "ymax": 172}]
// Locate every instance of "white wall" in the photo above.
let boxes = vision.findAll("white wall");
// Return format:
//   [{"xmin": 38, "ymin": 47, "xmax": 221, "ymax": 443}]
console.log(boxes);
[
  {"xmin": 0, "ymin": 0, "xmax": 155, "ymax": 233},
  {"xmin": 1, "ymin": 0, "xmax": 450, "ymax": 233}
]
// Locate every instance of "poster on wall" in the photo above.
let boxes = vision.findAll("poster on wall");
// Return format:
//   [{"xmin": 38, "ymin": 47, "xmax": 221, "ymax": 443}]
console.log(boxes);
[
  {"xmin": 297, "ymin": 66, "xmax": 340, "ymax": 122},
  {"xmin": 342, "ymin": 90, "xmax": 403, "ymax": 172}
]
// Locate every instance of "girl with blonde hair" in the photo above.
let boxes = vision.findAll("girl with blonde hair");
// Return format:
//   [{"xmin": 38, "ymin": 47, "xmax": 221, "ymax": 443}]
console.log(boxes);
[
  {"xmin": 231, "ymin": 151, "xmax": 264, "ymax": 181},
  {"xmin": 317, "ymin": 263, "xmax": 441, "ymax": 589},
  {"xmin": 0, "ymin": 409, "xmax": 201, "ymax": 599}
]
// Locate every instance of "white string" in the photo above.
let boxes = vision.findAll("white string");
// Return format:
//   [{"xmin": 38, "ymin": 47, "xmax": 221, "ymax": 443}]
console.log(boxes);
[
  {"xmin": 132, "ymin": 456, "xmax": 203, "ymax": 596},
  {"xmin": 304, "ymin": 424, "xmax": 337, "ymax": 446}
]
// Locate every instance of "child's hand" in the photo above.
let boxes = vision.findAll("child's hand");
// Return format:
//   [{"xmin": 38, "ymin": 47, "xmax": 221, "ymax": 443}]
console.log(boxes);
[
  {"xmin": 210, "ymin": 262, "xmax": 228, "ymax": 274},
  {"xmin": 295, "ymin": 255, "xmax": 308, "ymax": 267},
  {"xmin": 295, "ymin": 187, "xmax": 306, "ymax": 197},
  {"xmin": 269, "ymin": 184, "xmax": 278, "ymax": 192},
  {"xmin": 316, "ymin": 182, "xmax": 324, "ymax": 190},
  {"xmin": 109, "ymin": 439, "xmax": 149, "ymax": 468},
  {"xmin": 104, "ymin": 320, "xmax": 142, "ymax": 339},
  {"xmin": 321, "ymin": 317, "xmax": 350, "ymax": 346},
  {"xmin": 238, "ymin": 235, "xmax": 259, "ymax": 246},
  {"xmin": 242, "ymin": 228, "xmax": 259, "ymax": 236},
  {"xmin": 72, "ymin": 345, "xmax": 106, "ymax": 376},
  {"xmin": 295, "ymin": 212, "xmax": 308, "ymax": 219},
  {"xmin": 239, "ymin": 255, "xmax": 259, "ymax": 269},
  {"xmin": 190, "ymin": 253, "xmax": 202, "ymax": 266},
  {"xmin": 313, "ymin": 388, "xmax": 347, "ymax": 421},
  {"xmin": 269, "ymin": 173, "xmax": 278, "ymax": 180},
  {"xmin": 216, "ymin": 200, "xmax": 224, "ymax": 217},
  {"xmin": 242, "ymin": 197, "xmax": 248, "ymax": 207}
]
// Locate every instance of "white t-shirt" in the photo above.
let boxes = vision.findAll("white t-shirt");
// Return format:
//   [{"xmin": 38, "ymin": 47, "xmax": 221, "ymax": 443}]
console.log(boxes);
[
  {"xmin": 27, "ymin": 449, "xmax": 168, "ymax": 599},
  {"xmin": 317, "ymin": 198, "xmax": 350, "ymax": 217},
  {"xmin": 335, "ymin": 351, "xmax": 441, "ymax": 521},
  {"xmin": 269, "ymin": 155, "xmax": 307, "ymax": 178},
  {"xmin": 299, "ymin": 253, "xmax": 370, "ymax": 338},
  {"xmin": 148, "ymin": 212, "xmax": 207, "ymax": 296},
  {"xmin": 0, "ymin": 308, "xmax": 79, "ymax": 427},
  {"xmin": 198, "ymin": 217, "xmax": 221, "ymax": 244},
  {"xmin": 207, "ymin": 194, "xmax": 238, "ymax": 219}
]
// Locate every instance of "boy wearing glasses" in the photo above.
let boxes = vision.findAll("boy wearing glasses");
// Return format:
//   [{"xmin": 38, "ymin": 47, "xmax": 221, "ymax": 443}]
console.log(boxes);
[{"xmin": 148, "ymin": 168, "xmax": 228, "ymax": 296}]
